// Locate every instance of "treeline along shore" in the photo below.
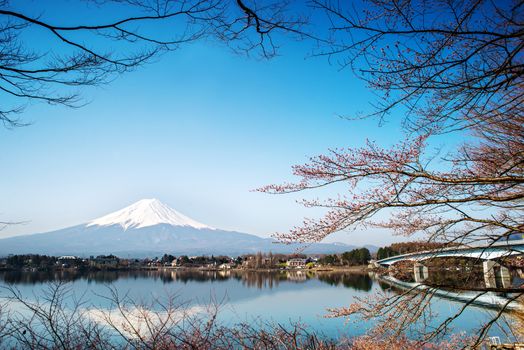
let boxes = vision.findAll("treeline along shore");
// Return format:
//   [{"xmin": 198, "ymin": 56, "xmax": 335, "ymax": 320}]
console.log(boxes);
[
  {"xmin": 0, "ymin": 242, "xmax": 452, "ymax": 273},
  {"xmin": 0, "ymin": 250, "xmax": 370, "ymax": 273}
]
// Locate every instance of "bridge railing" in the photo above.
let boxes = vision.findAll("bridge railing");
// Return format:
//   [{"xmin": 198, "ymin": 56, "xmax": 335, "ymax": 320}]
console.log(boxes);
[{"xmin": 376, "ymin": 239, "xmax": 524, "ymax": 266}]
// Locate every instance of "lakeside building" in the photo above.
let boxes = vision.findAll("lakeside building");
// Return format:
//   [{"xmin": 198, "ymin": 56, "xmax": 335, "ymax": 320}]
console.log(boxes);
[
  {"xmin": 89, "ymin": 255, "xmax": 119, "ymax": 268},
  {"xmin": 287, "ymin": 258, "xmax": 307, "ymax": 269},
  {"xmin": 57, "ymin": 256, "xmax": 80, "ymax": 268},
  {"xmin": 58, "ymin": 256, "xmax": 79, "ymax": 261},
  {"xmin": 219, "ymin": 263, "xmax": 234, "ymax": 270}
]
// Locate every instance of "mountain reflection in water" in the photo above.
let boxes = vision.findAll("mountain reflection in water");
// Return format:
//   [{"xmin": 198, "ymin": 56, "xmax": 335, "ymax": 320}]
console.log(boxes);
[{"xmin": 0, "ymin": 269, "xmax": 517, "ymax": 340}]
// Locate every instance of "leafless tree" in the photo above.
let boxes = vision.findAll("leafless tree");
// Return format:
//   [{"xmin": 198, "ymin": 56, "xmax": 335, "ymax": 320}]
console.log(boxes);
[
  {"xmin": 312, "ymin": 0, "xmax": 523, "ymax": 134},
  {"xmin": 2, "ymin": 281, "xmax": 111, "ymax": 349},
  {"xmin": 260, "ymin": 0, "xmax": 524, "ymax": 346},
  {"xmin": 0, "ymin": 282, "xmax": 348, "ymax": 349},
  {"xmin": 0, "ymin": 0, "xmax": 307, "ymax": 127},
  {"xmin": 261, "ymin": 0, "xmax": 523, "ymax": 247}
]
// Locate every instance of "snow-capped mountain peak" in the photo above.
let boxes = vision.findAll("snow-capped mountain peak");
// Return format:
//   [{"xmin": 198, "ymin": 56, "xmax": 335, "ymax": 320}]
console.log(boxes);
[{"xmin": 87, "ymin": 198, "xmax": 213, "ymax": 230}]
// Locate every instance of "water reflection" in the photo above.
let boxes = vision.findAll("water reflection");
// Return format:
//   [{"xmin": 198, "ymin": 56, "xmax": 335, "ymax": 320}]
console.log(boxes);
[
  {"xmin": 377, "ymin": 273, "xmax": 524, "ymax": 312},
  {"xmin": 0, "ymin": 269, "xmax": 373, "ymax": 292},
  {"xmin": 317, "ymin": 272, "xmax": 373, "ymax": 291},
  {"xmin": 4, "ymin": 264, "xmax": 519, "ymax": 312},
  {"xmin": 376, "ymin": 259, "xmax": 524, "ymax": 312},
  {"xmin": 0, "ymin": 268, "xmax": 517, "ymax": 340}
]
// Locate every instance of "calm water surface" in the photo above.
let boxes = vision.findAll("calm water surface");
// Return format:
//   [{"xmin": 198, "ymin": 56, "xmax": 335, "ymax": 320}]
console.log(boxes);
[{"xmin": 0, "ymin": 270, "xmax": 514, "ymax": 340}]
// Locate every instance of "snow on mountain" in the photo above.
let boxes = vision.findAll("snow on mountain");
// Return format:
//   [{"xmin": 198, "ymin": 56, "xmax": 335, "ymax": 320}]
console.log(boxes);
[
  {"xmin": 87, "ymin": 198, "xmax": 213, "ymax": 230},
  {"xmin": 0, "ymin": 198, "xmax": 361, "ymax": 257}
]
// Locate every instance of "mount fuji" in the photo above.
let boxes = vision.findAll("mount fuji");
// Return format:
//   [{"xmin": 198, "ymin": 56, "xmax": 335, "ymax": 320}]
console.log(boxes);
[{"xmin": 0, "ymin": 199, "xmax": 358, "ymax": 257}]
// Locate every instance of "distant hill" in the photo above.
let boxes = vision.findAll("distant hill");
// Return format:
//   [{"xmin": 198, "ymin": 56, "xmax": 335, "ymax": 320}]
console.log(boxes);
[
  {"xmin": 0, "ymin": 199, "xmax": 362, "ymax": 257},
  {"xmin": 363, "ymin": 245, "xmax": 379, "ymax": 253}
]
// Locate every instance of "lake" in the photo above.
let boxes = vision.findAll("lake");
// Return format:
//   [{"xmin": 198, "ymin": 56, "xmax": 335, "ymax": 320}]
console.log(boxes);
[{"xmin": 0, "ymin": 269, "xmax": 517, "ymax": 342}]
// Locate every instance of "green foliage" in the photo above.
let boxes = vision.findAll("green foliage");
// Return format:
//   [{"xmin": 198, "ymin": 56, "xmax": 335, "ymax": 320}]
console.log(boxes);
[
  {"xmin": 161, "ymin": 254, "xmax": 176, "ymax": 263},
  {"xmin": 341, "ymin": 248, "xmax": 371, "ymax": 266},
  {"xmin": 319, "ymin": 254, "xmax": 339, "ymax": 266},
  {"xmin": 376, "ymin": 242, "xmax": 451, "ymax": 260},
  {"xmin": 178, "ymin": 255, "xmax": 190, "ymax": 264},
  {"xmin": 318, "ymin": 248, "xmax": 372, "ymax": 266},
  {"xmin": 6, "ymin": 254, "xmax": 58, "ymax": 269},
  {"xmin": 376, "ymin": 247, "xmax": 399, "ymax": 260}
]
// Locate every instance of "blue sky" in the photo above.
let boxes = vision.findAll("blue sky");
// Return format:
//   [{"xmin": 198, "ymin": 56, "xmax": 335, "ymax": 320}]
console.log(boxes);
[{"xmin": 1, "ymin": 1, "xmax": 416, "ymax": 246}]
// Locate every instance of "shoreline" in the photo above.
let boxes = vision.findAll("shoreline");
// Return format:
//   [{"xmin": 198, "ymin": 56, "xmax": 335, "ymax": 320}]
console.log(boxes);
[
  {"xmin": 0, "ymin": 265, "xmax": 371, "ymax": 273},
  {"xmin": 159, "ymin": 265, "xmax": 370, "ymax": 273}
]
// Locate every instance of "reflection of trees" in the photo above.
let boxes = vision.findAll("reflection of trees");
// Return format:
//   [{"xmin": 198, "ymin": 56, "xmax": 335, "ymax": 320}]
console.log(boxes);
[
  {"xmin": 377, "ymin": 281, "xmax": 405, "ymax": 294},
  {"xmin": 240, "ymin": 271, "xmax": 286, "ymax": 289},
  {"xmin": 169, "ymin": 270, "xmax": 230, "ymax": 283},
  {"xmin": 317, "ymin": 272, "xmax": 372, "ymax": 292},
  {"xmin": 425, "ymin": 268, "xmax": 484, "ymax": 290},
  {"xmin": 2, "ymin": 270, "xmax": 379, "ymax": 293},
  {"xmin": 85, "ymin": 271, "xmax": 121, "ymax": 284},
  {"xmin": 2, "ymin": 270, "xmax": 86, "ymax": 284},
  {"xmin": 2, "ymin": 270, "xmax": 378, "ymax": 291},
  {"xmin": 0, "ymin": 269, "xmax": 240, "ymax": 285},
  {"xmin": 1, "ymin": 270, "xmax": 141, "ymax": 284}
]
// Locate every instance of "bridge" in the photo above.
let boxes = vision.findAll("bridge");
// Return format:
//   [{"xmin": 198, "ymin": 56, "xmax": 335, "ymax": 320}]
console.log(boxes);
[
  {"xmin": 375, "ymin": 239, "xmax": 524, "ymax": 289},
  {"xmin": 376, "ymin": 239, "xmax": 524, "ymax": 266}
]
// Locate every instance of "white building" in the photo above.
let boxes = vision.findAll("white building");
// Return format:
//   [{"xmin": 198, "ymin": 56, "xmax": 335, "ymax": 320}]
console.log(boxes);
[{"xmin": 287, "ymin": 258, "xmax": 307, "ymax": 269}]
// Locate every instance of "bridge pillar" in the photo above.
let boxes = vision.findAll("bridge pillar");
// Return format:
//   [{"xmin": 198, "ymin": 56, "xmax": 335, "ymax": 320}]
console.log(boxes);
[
  {"xmin": 368, "ymin": 260, "xmax": 381, "ymax": 269},
  {"xmin": 483, "ymin": 260, "xmax": 511, "ymax": 289},
  {"xmin": 413, "ymin": 262, "xmax": 429, "ymax": 283},
  {"xmin": 500, "ymin": 266, "xmax": 511, "ymax": 288}
]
